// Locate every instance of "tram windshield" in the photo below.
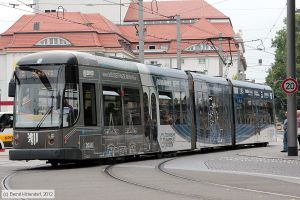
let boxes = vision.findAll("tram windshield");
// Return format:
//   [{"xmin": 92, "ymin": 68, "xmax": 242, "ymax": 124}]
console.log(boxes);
[{"xmin": 14, "ymin": 65, "xmax": 78, "ymax": 129}]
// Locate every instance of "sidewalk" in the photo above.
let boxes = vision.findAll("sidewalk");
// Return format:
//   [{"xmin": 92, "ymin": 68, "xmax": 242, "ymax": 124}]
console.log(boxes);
[{"xmin": 239, "ymin": 133, "xmax": 300, "ymax": 160}]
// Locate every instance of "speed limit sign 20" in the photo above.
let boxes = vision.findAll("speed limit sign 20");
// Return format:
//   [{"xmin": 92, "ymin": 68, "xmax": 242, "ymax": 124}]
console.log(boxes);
[{"xmin": 281, "ymin": 78, "xmax": 299, "ymax": 95}]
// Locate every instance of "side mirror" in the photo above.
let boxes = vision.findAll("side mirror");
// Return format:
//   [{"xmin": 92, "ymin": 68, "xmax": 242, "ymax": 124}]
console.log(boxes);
[
  {"xmin": 0, "ymin": 123, "xmax": 4, "ymax": 132},
  {"xmin": 8, "ymin": 78, "xmax": 16, "ymax": 97}
]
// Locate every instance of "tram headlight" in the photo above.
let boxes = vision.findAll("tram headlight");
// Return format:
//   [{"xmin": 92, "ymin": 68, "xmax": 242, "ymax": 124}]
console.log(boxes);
[{"xmin": 48, "ymin": 133, "xmax": 55, "ymax": 145}]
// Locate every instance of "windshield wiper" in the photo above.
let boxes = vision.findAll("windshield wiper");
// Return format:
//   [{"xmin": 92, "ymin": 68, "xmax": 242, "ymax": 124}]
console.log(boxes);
[
  {"xmin": 35, "ymin": 106, "xmax": 53, "ymax": 131},
  {"xmin": 20, "ymin": 67, "xmax": 52, "ymax": 90}
]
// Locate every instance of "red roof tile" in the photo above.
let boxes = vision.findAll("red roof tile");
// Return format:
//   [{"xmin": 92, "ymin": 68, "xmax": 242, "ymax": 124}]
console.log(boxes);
[
  {"xmin": 2, "ymin": 12, "xmax": 122, "ymax": 35},
  {"xmin": 213, "ymin": 23, "xmax": 235, "ymax": 37},
  {"xmin": 98, "ymin": 34, "xmax": 122, "ymax": 48},
  {"xmin": 124, "ymin": 0, "xmax": 228, "ymax": 22},
  {"xmin": 119, "ymin": 19, "xmax": 234, "ymax": 43},
  {"xmin": 0, "ymin": 36, "xmax": 13, "ymax": 50},
  {"xmin": 0, "ymin": 12, "xmax": 132, "ymax": 52},
  {"xmin": 181, "ymin": 19, "xmax": 224, "ymax": 39}
]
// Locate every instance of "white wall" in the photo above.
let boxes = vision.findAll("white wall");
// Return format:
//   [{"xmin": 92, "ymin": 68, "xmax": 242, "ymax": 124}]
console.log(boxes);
[
  {"xmin": 34, "ymin": 0, "xmax": 131, "ymax": 24},
  {"xmin": 145, "ymin": 55, "xmax": 231, "ymax": 76},
  {"xmin": 0, "ymin": 52, "xmax": 29, "ymax": 111},
  {"xmin": 0, "ymin": 50, "xmax": 133, "ymax": 105}
]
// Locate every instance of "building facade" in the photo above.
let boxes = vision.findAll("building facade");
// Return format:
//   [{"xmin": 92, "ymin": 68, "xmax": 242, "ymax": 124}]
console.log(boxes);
[
  {"xmin": 0, "ymin": 0, "xmax": 247, "ymax": 111},
  {"xmin": 120, "ymin": 0, "xmax": 246, "ymax": 78},
  {"xmin": 0, "ymin": 12, "xmax": 134, "ymax": 111},
  {"xmin": 33, "ymin": 0, "xmax": 131, "ymax": 24}
]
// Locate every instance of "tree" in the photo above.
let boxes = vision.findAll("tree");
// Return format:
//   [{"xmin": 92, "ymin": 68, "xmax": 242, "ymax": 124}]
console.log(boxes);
[{"xmin": 265, "ymin": 14, "xmax": 300, "ymax": 121}]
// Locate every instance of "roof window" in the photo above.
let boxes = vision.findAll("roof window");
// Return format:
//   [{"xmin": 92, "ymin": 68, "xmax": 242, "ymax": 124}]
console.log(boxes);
[{"xmin": 36, "ymin": 37, "xmax": 72, "ymax": 46}]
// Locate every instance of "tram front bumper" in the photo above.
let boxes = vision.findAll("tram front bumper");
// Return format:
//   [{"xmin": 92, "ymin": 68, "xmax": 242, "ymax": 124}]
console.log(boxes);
[{"xmin": 9, "ymin": 148, "xmax": 82, "ymax": 161}]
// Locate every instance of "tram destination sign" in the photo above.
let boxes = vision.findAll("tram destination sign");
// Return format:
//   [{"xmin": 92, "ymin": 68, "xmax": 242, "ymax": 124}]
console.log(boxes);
[{"xmin": 281, "ymin": 77, "xmax": 299, "ymax": 95}]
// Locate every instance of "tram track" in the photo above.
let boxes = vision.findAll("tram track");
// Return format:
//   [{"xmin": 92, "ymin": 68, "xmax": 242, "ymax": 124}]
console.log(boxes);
[
  {"xmin": 157, "ymin": 157, "xmax": 300, "ymax": 200},
  {"xmin": 1, "ymin": 163, "xmax": 48, "ymax": 200},
  {"xmin": 104, "ymin": 158, "xmax": 212, "ymax": 200},
  {"xmin": 104, "ymin": 157, "xmax": 300, "ymax": 200}
]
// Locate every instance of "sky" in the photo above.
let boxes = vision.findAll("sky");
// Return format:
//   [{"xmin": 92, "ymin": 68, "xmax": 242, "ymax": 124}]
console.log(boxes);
[
  {"xmin": 206, "ymin": 0, "xmax": 295, "ymax": 83},
  {"xmin": 0, "ymin": 0, "xmax": 299, "ymax": 83}
]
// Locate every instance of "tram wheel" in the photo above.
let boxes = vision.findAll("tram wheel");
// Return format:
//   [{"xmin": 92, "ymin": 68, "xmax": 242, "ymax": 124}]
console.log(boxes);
[{"xmin": 50, "ymin": 161, "xmax": 59, "ymax": 167}]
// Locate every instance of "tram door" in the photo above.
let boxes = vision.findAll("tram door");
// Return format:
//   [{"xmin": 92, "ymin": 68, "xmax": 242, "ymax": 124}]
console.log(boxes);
[{"xmin": 143, "ymin": 86, "xmax": 159, "ymax": 152}]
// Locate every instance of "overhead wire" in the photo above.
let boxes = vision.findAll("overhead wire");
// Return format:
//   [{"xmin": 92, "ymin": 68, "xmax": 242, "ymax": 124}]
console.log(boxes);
[
  {"xmin": 3, "ymin": 0, "xmax": 238, "ymax": 62},
  {"xmin": 10, "ymin": 0, "xmax": 139, "ymax": 41},
  {"xmin": 262, "ymin": 3, "xmax": 287, "ymax": 43},
  {"xmin": 9, "ymin": 0, "xmax": 233, "ymax": 44}
]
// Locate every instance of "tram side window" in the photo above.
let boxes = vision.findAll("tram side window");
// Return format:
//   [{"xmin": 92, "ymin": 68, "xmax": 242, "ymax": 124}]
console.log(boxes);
[
  {"xmin": 174, "ymin": 92, "xmax": 181, "ymax": 124},
  {"xmin": 103, "ymin": 86, "xmax": 122, "ymax": 126},
  {"xmin": 83, "ymin": 83, "xmax": 97, "ymax": 126},
  {"xmin": 124, "ymin": 88, "xmax": 141, "ymax": 125},
  {"xmin": 159, "ymin": 91, "xmax": 173, "ymax": 125},
  {"xmin": 174, "ymin": 92, "xmax": 187, "ymax": 124},
  {"xmin": 63, "ymin": 83, "xmax": 79, "ymax": 127}
]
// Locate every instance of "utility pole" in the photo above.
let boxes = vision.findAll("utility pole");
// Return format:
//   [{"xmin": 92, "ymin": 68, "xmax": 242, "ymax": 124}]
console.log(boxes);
[
  {"xmin": 120, "ymin": 0, "xmax": 122, "ymax": 24},
  {"xmin": 176, "ymin": 15, "xmax": 181, "ymax": 70},
  {"xmin": 138, "ymin": 0, "xmax": 144, "ymax": 63},
  {"xmin": 287, "ymin": 0, "xmax": 298, "ymax": 156},
  {"xmin": 218, "ymin": 33, "xmax": 224, "ymax": 76}
]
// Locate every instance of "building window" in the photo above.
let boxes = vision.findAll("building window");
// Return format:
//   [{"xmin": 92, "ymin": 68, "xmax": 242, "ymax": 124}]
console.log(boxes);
[
  {"xmin": 185, "ymin": 43, "xmax": 216, "ymax": 52},
  {"xmin": 149, "ymin": 45, "xmax": 156, "ymax": 50},
  {"xmin": 198, "ymin": 58, "xmax": 206, "ymax": 64},
  {"xmin": 36, "ymin": 37, "xmax": 72, "ymax": 46},
  {"xmin": 161, "ymin": 44, "xmax": 169, "ymax": 50},
  {"xmin": 150, "ymin": 61, "xmax": 158, "ymax": 65}
]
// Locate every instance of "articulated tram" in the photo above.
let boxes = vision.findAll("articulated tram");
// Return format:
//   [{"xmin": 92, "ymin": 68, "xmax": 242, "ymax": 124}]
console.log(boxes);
[{"xmin": 8, "ymin": 51, "xmax": 274, "ymax": 165}]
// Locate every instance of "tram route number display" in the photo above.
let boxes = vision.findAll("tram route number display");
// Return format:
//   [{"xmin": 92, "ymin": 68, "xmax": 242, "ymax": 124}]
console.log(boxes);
[{"xmin": 281, "ymin": 78, "xmax": 299, "ymax": 95}]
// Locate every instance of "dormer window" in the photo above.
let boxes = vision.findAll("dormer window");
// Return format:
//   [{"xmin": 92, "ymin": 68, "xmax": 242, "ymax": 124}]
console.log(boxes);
[
  {"xmin": 185, "ymin": 43, "xmax": 216, "ymax": 52},
  {"xmin": 36, "ymin": 37, "xmax": 72, "ymax": 46},
  {"xmin": 149, "ymin": 45, "xmax": 156, "ymax": 50}
]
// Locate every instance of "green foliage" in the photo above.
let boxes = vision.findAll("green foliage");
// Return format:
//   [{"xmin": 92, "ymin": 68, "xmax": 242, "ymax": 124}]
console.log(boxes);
[{"xmin": 265, "ymin": 14, "xmax": 300, "ymax": 121}]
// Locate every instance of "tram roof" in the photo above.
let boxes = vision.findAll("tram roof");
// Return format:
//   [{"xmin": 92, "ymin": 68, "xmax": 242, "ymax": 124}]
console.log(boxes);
[
  {"xmin": 189, "ymin": 72, "xmax": 229, "ymax": 85},
  {"xmin": 17, "ymin": 51, "xmax": 187, "ymax": 79},
  {"xmin": 231, "ymin": 80, "xmax": 272, "ymax": 91}
]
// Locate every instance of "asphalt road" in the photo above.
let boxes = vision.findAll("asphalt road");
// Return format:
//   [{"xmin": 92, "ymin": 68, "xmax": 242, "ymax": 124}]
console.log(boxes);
[{"xmin": 0, "ymin": 144, "xmax": 300, "ymax": 200}]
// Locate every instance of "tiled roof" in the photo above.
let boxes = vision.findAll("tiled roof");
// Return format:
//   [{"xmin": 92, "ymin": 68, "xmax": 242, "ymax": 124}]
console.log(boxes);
[
  {"xmin": 1, "ymin": 33, "xmax": 104, "ymax": 48},
  {"xmin": 119, "ymin": 24, "xmax": 176, "ymax": 43},
  {"xmin": 2, "ymin": 12, "xmax": 122, "ymax": 35},
  {"xmin": 119, "ymin": 19, "xmax": 235, "ymax": 42},
  {"xmin": 124, "ymin": 0, "xmax": 228, "ymax": 22},
  {"xmin": 213, "ymin": 23, "xmax": 235, "ymax": 37},
  {"xmin": 0, "ymin": 12, "xmax": 130, "ymax": 52},
  {"xmin": 181, "ymin": 19, "xmax": 226, "ymax": 39},
  {"xmin": 98, "ymin": 34, "xmax": 123, "ymax": 48}
]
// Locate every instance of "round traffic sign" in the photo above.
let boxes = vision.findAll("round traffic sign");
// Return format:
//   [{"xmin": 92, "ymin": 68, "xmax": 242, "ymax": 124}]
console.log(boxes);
[{"xmin": 281, "ymin": 78, "xmax": 299, "ymax": 94}]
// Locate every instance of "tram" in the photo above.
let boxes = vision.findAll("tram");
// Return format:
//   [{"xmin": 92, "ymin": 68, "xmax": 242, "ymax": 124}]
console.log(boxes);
[{"xmin": 8, "ymin": 51, "xmax": 274, "ymax": 164}]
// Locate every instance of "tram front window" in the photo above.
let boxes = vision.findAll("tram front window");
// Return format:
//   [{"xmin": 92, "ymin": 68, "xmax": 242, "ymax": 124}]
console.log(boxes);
[{"xmin": 14, "ymin": 65, "xmax": 78, "ymax": 129}]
